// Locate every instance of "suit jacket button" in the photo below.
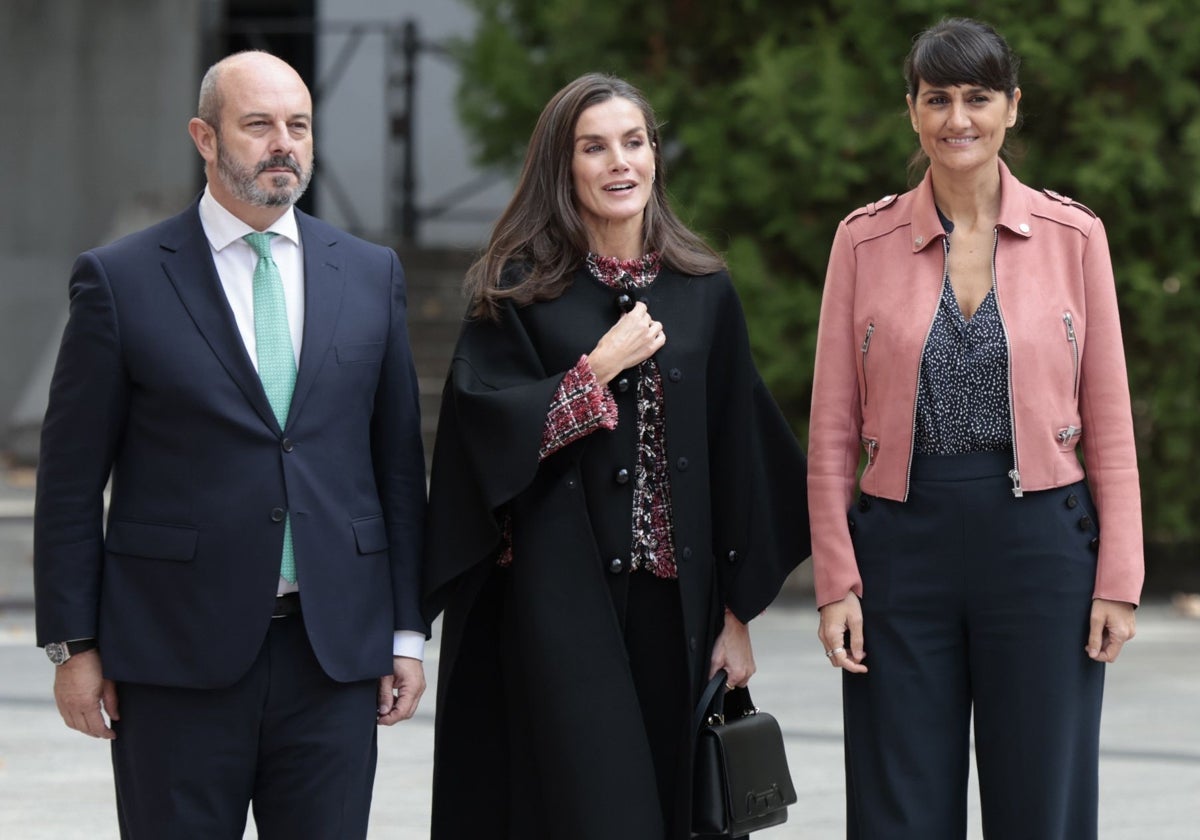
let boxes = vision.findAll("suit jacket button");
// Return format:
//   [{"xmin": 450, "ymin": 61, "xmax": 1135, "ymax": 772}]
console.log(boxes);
[
  {"xmin": 615, "ymin": 377, "xmax": 630, "ymax": 393},
  {"xmin": 1078, "ymin": 515, "xmax": 1093, "ymax": 531},
  {"xmin": 1089, "ymin": 537, "xmax": 1100, "ymax": 552},
  {"xmin": 688, "ymin": 636, "xmax": 698, "ymax": 651},
  {"xmin": 281, "ymin": 438, "xmax": 294, "ymax": 453},
  {"xmin": 680, "ymin": 546, "xmax": 693, "ymax": 561},
  {"xmin": 668, "ymin": 368, "xmax": 682, "ymax": 382},
  {"xmin": 615, "ymin": 468, "xmax": 630, "ymax": 485},
  {"xmin": 270, "ymin": 507, "xmax": 286, "ymax": 523},
  {"xmin": 848, "ymin": 517, "xmax": 857, "ymax": 534},
  {"xmin": 676, "ymin": 456, "xmax": 689, "ymax": 471},
  {"xmin": 608, "ymin": 557, "xmax": 625, "ymax": 574},
  {"xmin": 1065, "ymin": 493, "xmax": 1078, "ymax": 509},
  {"xmin": 566, "ymin": 477, "xmax": 577, "ymax": 489},
  {"xmin": 615, "ymin": 292, "xmax": 635, "ymax": 313},
  {"xmin": 727, "ymin": 550, "xmax": 738, "ymax": 564}
]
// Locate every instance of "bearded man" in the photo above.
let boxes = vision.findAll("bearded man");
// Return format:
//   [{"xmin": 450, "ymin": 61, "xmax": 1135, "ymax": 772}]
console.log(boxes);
[{"xmin": 33, "ymin": 51, "xmax": 427, "ymax": 839}]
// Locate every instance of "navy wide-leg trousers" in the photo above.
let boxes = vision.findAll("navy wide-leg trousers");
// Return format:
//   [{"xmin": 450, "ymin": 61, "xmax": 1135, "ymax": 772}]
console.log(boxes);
[{"xmin": 844, "ymin": 452, "xmax": 1105, "ymax": 840}]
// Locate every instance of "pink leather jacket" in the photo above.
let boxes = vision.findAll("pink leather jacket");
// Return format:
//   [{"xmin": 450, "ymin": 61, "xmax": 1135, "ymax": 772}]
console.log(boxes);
[{"xmin": 808, "ymin": 161, "xmax": 1144, "ymax": 608}]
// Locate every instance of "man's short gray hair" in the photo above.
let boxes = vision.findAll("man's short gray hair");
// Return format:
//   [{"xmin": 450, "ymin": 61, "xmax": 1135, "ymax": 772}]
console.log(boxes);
[
  {"xmin": 197, "ymin": 62, "xmax": 224, "ymax": 132},
  {"xmin": 197, "ymin": 51, "xmax": 275, "ymax": 133}
]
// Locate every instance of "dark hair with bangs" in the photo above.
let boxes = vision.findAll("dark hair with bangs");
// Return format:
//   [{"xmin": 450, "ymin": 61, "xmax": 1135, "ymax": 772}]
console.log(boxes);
[
  {"xmin": 904, "ymin": 17, "xmax": 1020, "ymax": 99},
  {"xmin": 904, "ymin": 18, "xmax": 1021, "ymax": 180}
]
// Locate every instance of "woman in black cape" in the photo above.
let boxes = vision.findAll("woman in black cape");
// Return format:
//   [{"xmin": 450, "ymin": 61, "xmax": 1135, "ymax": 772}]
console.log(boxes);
[{"xmin": 421, "ymin": 73, "xmax": 810, "ymax": 840}]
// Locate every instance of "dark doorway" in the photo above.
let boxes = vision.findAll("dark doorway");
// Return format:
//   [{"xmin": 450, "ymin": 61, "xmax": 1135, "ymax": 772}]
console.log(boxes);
[{"xmin": 204, "ymin": 0, "xmax": 318, "ymax": 214}]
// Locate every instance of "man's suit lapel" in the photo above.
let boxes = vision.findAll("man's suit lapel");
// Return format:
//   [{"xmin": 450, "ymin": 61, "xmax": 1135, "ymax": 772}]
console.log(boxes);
[
  {"xmin": 160, "ymin": 205, "xmax": 281, "ymax": 432},
  {"xmin": 289, "ymin": 211, "xmax": 345, "ymax": 425}
]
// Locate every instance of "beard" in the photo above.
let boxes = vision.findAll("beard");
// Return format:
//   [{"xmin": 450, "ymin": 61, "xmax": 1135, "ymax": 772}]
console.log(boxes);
[{"xmin": 216, "ymin": 144, "xmax": 314, "ymax": 208}]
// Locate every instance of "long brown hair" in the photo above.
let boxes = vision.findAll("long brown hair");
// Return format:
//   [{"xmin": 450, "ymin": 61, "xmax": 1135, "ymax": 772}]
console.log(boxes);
[{"xmin": 465, "ymin": 73, "xmax": 725, "ymax": 319}]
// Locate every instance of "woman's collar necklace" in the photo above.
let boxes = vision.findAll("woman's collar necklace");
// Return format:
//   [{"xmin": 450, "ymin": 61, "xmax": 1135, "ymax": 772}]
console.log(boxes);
[{"xmin": 585, "ymin": 251, "xmax": 661, "ymax": 288}]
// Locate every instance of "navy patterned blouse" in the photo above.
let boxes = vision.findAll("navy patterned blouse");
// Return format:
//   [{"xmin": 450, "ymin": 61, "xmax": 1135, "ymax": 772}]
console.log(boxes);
[{"xmin": 913, "ymin": 219, "xmax": 1013, "ymax": 455}]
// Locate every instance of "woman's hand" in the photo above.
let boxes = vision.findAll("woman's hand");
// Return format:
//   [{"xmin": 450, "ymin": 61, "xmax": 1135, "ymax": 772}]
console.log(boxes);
[
  {"xmin": 587, "ymin": 302, "xmax": 665, "ymax": 385},
  {"xmin": 818, "ymin": 592, "xmax": 867, "ymax": 673},
  {"xmin": 709, "ymin": 609, "xmax": 756, "ymax": 688},
  {"xmin": 1087, "ymin": 598, "xmax": 1136, "ymax": 663}
]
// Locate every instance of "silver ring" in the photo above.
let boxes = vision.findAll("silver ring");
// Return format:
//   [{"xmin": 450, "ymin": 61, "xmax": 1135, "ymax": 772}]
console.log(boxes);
[
  {"xmin": 725, "ymin": 682, "xmax": 734, "ymax": 691},
  {"xmin": 828, "ymin": 647, "xmax": 846, "ymax": 659}
]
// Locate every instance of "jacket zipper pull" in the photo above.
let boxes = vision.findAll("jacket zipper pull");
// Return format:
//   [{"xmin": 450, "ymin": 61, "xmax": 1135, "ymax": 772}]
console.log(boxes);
[
  {"xmin": 1058, "ymin": 425, "xmax": 1080, "ymax": 444},
  {"xmin": 1008, "ymin": 468, "xmax": 1024, "ymax": 498},
  {"xmin": 861, "ymin": 437, "xmax": 878, "ymax": 466}
]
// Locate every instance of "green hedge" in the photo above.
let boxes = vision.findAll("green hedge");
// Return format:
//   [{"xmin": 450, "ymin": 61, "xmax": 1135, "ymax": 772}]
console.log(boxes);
[{"xmin": 454, "ymin": 0, "xmax": 1200, "ymax": 543}]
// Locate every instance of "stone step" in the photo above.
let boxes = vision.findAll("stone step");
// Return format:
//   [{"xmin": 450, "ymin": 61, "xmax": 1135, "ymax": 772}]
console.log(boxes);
[{"xmin": 388, "ymin": 247, "xmax": 476, "ymax": 469}]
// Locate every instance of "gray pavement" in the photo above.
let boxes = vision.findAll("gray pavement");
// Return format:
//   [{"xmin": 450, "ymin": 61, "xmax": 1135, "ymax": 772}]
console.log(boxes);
[{"xmin": 2, "ymin": 467, "xmax": 1198, "ymax": 838}]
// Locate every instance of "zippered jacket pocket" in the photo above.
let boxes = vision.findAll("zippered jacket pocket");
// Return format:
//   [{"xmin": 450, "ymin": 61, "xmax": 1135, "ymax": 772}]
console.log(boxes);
[
  {"xmin": 861, "ymin": 436, "xmax": 879, "ymax": 467},
  {"xmin": 860, "ymin": 322, "xmax": 875, "ymax": 406},
  {"xmin": 1063, "ymin": 312, "xmax": 1080, "ymax": 400},
  {"xmin": 1057, "ymin": 425, "xmax": 1082, "ymax": 449}
]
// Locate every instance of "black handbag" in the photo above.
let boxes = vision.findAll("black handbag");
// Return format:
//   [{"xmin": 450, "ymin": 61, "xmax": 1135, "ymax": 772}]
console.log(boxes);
[{"xmin": 691, "ymin": 670, "xmax": 797, "ymax": 838}]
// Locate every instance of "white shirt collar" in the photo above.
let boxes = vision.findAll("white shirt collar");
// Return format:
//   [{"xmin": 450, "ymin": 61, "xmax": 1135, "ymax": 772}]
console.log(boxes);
[{"xmin": 198, "ymin": 185, "xmax": 300, "ymax": 252}]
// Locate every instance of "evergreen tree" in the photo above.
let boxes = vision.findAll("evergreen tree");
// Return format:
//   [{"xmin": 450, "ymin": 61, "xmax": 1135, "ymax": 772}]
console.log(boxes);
[{"xmin": 455, "ymin": 0, "xmax": 1200, "ymax": 545}]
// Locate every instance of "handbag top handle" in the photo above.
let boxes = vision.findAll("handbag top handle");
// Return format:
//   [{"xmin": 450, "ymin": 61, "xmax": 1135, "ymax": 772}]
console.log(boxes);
[{"xmin": 692, "ymin": 670, "xmax": 757, "ymax": 733}]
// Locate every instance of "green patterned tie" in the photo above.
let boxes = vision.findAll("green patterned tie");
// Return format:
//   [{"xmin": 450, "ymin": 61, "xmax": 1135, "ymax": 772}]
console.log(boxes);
[{"xmin": 245, "ymin": 232, "xmax": 297, "ymax": 583}]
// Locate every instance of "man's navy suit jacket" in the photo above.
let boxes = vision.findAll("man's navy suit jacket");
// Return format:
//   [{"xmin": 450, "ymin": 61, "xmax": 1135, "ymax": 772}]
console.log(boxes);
[{"xmin": 34, "ymin": 202, "xmax": 428, "ymax": 689}]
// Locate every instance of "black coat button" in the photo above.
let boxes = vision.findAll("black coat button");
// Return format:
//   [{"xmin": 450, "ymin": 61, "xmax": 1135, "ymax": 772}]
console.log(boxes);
[
  {"xmin": 668, "ymin": 368, "xmax": 682, "ymax": 382},
  {"xmin": 1065, "ymin": 493, "xmax": 1078, "ymax": 509},
  {"xmin": 615, "ymin": 468, "xmax": 630, "ymax": 485},
  {"xmin": 608, "ymin": 557, "xmax": 625, "ymax": 574},
  {"xmin": 848, "ymin": 517, "xmax": 857, "ymax": 534},
  {"xmin": 1078, "ymin": 515, "xmax": 1093, "ymax": 531},
  {"xmin": 676, "ymin": 457, "xmax": 689, "ymax": 471},
  {"xmin": 1089, "ymin": 537, "xmax": 1100, "ymax": 552},
  {"xmin": 566, "ymin": 478, "xmax": 577, "ymax": 489},
  {"xmin": 688, "ymin": 636, "xmax": 698, "ymax": 651},
  {"xmin": 615, "ymin": 377, "xmax": 630, "ymax": 393},
  {"xmin": 615, "ymin": 292, "xmax": 635, "ymax": 313},
  {"xmin": 281, "ymin": 438, "xmax": 294, "ymax": 453},
  {"xmin": 858, "ymin": 496, "xmax": 871, "ymax": 512},
  {"xmin": 727, "ymin": 550, "xmax": 738, "ymax": 564},
  {"xmin": 680, "ymin": 546, "xmax": 693, "ymax": 561},
  {"xmin": 270, "ymin": 507, "xmax": 286, "ymax": 523}
]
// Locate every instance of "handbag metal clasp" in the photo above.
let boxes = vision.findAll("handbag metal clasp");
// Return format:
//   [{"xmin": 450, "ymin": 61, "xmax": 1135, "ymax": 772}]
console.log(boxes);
[{"xmin": 745, "ymin": 783, "xmax": 784, "ymax": 817}]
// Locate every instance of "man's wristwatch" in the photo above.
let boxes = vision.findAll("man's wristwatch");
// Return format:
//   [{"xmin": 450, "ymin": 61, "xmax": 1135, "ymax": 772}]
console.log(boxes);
[{"xmin": 45, "ymin": 638, "xmax": 98, "ymax": 666}]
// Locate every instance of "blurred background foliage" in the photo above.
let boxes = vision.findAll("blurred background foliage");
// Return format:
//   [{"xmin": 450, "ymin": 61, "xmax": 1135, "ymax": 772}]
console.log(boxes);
[{"xmin": 453, "ymin": 0, "xmax": 1200, "ymax": 547}]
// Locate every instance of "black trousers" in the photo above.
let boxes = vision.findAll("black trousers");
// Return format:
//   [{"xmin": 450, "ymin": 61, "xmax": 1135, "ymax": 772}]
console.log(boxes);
[
  {"xmin": 111, "ymin": 612, "xmax": 379, "ymax": 840},
  {"xmin": 844, "ymin": 452, "xmax": 1105, "ymax": 840}
]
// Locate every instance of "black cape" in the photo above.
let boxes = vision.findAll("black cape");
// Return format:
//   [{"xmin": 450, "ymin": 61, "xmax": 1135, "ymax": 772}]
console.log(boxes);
[{"xmin": 422, "ymin": 267, "xmax": 810, "ymax": 839}]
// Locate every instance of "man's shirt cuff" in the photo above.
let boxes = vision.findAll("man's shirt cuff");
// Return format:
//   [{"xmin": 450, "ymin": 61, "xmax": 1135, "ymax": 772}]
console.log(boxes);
[{"xmin": 393, "ymin": 630, "xmax": 425, "ymax": 660}]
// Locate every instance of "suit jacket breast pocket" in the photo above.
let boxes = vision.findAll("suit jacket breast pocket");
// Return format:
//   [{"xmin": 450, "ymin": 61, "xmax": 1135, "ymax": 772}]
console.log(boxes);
[
  {"xmin": 336, "ymin": 342, "xmax": 385, "ymax": 364},
  {"xmin": 106, "ymin": 519, "xmax": 198, "ymax": 562}
]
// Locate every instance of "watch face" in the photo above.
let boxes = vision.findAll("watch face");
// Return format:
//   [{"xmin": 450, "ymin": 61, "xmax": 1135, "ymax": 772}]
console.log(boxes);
[{"xmin": 45, "ymin": 642, "xmax": 69, "ymax": 665}]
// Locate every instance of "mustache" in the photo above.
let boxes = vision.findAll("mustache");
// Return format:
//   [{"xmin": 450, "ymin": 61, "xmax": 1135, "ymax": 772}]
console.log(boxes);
[{"xmin": 255, "ymin": 156, "xmax": 302, "ymax": 177}]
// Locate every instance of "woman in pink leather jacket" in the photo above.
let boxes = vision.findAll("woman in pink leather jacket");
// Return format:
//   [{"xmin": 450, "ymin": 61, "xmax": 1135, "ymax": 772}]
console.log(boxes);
[{"xmin": 807, "ymin": 18, "xmax": 1143, "ymax": 839}]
